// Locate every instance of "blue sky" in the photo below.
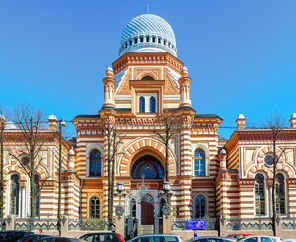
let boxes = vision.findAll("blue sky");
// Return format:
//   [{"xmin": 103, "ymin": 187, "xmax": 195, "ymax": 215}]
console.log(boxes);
[{"xmin": 1, "ymin": 0, "xmax": 296, "ymax": 138}]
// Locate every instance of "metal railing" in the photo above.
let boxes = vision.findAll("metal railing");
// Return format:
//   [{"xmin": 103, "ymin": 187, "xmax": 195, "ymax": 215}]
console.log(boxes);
[
  {"xmin": 14, "ymin": 218, "xmax": 58, "ymax": 231},
  {"xmin": 281, "ymin": 217, "xmax": 296, "ymax": 230},
  {"xmin": 68, "ymin": 218, "xmax": 109, "ymax": 231},
  {"xmin": 225, "ymin": 217, "xmax": 272, "ymax": 231}
]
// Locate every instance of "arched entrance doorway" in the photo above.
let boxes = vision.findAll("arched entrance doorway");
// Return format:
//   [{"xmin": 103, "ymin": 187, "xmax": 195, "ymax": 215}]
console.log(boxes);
[
  {"xmin": 141, "ymin": 194, "xmax": 154, "ymax": 225},
  {"xmin": 129, "ymin": 154, "xmax": 165, "ymax": 234}
]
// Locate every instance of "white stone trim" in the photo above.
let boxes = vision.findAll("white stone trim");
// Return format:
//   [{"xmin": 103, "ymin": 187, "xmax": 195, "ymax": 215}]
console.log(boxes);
[
  {"xmin": 85, "ymin": 144, "xmax": 104, "ymax": 177},
  {"xmin": 192, "ymin": 193, "xmax": 209, "ymax": 218},
  {"xmin": 192, "ymin": 144, "xmax": 209, "ymax": 177},
  {"xmin": 87, "ymin": 193, "xmax": 103, "ymax": 219}
]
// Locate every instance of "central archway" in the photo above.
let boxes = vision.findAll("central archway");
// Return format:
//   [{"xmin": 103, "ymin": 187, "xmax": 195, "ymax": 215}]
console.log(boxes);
[{"xmin": 131, "ymin": 155, "xmax": 164, "ymax": 179}]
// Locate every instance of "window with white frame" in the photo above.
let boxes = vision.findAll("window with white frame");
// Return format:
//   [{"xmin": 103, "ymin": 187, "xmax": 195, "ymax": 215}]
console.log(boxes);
[
  {"xmin": 255, "ymin": 173, "xmax": 266, "ymax": 216},
  {"xmin": 275, "ymin": 173, "xmax": 286, "ymax": 215},
  {"xmin": 195, "ymin": 195, "xmax": 207, "ymax": 218},
  {"xmin": 137, "ymin": 93, "xmax": 157, "ymax": 113},
  {"xmin": 89, "ymin": 195, "xmax": 101, "ymax": 219},
  {"xmin": 194, "ymin": 148, "xmax": 206, "ymax": 176},
  {"xmin": 139, "ymin": 96, "xmax": 145, "ymax": 113},
  {"xmin": 10, "ymin": 174, "xmax": 20, "ymax": 216},
  {"xmin": 89, "ymin": 150, "xmax": 101, "ymax": 177}
]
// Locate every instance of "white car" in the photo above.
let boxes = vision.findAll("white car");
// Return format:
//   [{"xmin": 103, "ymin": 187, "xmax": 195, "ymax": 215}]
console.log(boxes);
[
  {"xmin": 190, "ymin": 236, "xmax": 237, "ymax": 242},
  {"xmin": 239, "ymin": 236, "xmax": 283, "ymax": 242},
  {"xmin": 129, "ymin": 234, "xmax": 184, "ymax": 242}
]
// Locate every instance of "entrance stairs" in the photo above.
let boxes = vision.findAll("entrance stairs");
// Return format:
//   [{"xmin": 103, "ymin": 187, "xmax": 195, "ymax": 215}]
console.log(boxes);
[{"xmin": 138, "ymin": 225, "xmax": 154, "ymax": 235}]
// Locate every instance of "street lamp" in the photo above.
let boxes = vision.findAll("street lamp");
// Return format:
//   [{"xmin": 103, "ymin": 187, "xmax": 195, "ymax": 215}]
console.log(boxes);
[
  {"xmin": 161, "ymin": 181, "xmax": 174, "ymax": 219},
  {"xmin": 117, "ymin": 182, "xmax": 124, "ymax": 193},
  {"xmin": 57, "ymin": 119, "xmax": 66, "ymax": 236},
  {"xmin": 114, "ymin": 182, "xmax": 126, "ymax": 220}
]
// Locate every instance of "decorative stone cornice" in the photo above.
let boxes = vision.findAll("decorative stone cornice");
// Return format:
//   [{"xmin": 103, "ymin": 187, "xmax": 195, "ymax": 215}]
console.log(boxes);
[
  {"xmin": 288, "ymin": 178, "xmax": 296, "ymax": 187},
  {"xmin": 238, "ymin": 179, "xmax": 255, "ymax": 187},
  {"xmin": 113, "ymin": 52, "xmax": 183, "ymax": 75},
  {"xmin": 42, "ymin": 180, "xmax": 57, "ymax": 190}
]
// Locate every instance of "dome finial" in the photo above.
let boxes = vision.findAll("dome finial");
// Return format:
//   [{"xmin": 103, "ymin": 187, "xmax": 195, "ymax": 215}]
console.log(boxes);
[{"xmin": 147, "ymin": 1, "xmax": 150, "ymax": 14}]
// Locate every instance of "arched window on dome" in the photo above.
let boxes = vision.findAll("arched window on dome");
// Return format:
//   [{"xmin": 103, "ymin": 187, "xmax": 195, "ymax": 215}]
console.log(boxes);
[
  {"xmin": 146, "ymin": 36, "xmax": 149, "ymax": 42},
  {"xmin": 255, "ymin": 173, "xmax": 266, "ymax": 216},
  {"xmin": 194, "ymin": 195, "xmax": 207, "ymax": 218},
  {"xmin": 10, "ymin": 174, "xmax": 20, "ymax": 216},
  {"xmin": 152, "ymin": 37, "xmax": 156, "ymax": 43},
  {"xmin": 150, "ymin": 96, "xmax": 156, "ymax": 113},
  {"xmin": 275, "ymin": 173, "xmax": 286, "ymax": 215},
  {"xmin": 164, "ymin": 39, "xmax": 167, "ymax": 46},
  {"xmin": 139, "ymin": 96, "xmax": 145, "ymax": 113},
  {"xmin": 89, "ymin": 195, "xmax": 100, "ymax": 219},
  {"xmin": 158, "ymin": 37, "xmax": 161, "ymax": 44},
  {"xmin": 129, "ymin": 40, "xmax": 132, "ymax": 46},
  {"xmin": 140, "ymin": 36, "xmax": 144, "ymax": 43},
  {"xmin": 134, "ymin": 38, "xmax": 138, "ymax": 44},
  {"xmin": 89, "ymin": 150, "xmax": 101, "ymax": 177},
  {"xmin": 194, "ymin": 149, "xmax": 205, "ymax": 176}
]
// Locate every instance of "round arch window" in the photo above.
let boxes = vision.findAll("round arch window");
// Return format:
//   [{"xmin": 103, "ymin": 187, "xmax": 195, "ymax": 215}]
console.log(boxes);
[
  {"xmin": 264, "ymin": 154, "xmax": 275, "ymax": 166},
  {"xmin": 21, "ymin": 156, "xmax": 30, "ymax": 166},
  {"xmin": 131, "ymin": 155, "xmax": 164, "ymax": 179}
]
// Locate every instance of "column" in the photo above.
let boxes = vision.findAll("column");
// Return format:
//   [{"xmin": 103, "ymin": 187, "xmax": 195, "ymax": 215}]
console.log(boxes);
[{"xmin": 179, "ymin": 119, "xmax": 193, "ymax": 219}]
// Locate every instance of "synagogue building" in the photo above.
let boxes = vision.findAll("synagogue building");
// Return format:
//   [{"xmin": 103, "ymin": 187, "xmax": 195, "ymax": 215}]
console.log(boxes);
[{"xmin": 2, "ymin": 13, "xmax": 296, "ymax": 236}]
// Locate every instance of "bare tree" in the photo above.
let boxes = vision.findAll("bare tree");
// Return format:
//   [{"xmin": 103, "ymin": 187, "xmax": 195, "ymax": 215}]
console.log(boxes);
[
  {"xmin": 153, "ymin": 111, "xmax": 182, "ymax": 218},
  {"xmin": 10, "ymin": 106, "xmax": 49, "ymax": 218},
  {"xmin": 154, "ymin": 111, "xmax": 180, "ymax": 183},
  {"xmin": 0, "ymin": 106, "xmax": 8, "ymax": 219},
  {"xmin": 101, "ymin": 119, "xmax": 125, "ymax": 230},
  {"xmin": 265, "ymin": 115, "xmax": 286, "ymax": 236}
]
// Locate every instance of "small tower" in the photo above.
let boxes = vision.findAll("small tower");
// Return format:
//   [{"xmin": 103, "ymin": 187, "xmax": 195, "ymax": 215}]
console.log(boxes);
[
  {"xmin": 103, "ymin": 67, "xmax": 116, "ymax": 107},
  {"xmin": 236, "ymin": 114, "xmax": 246, "ymax": 130},
  {"xmin": 219, "ymin": 148, "xmax": 227, "ymax": 170},
  {"xmin": 48, "ymin": 115, "xmax": 57, "ymax": 130},
  {"xmin": 289, "ymin": 113, "xmax": 296, "ymax": 128},
  {"xmin": 178, "ymin": 67, "xmax": 192, "ymax": 108},
  {"xmin": 68, "ymin": 148, "xmax": 75, "ymax": 170}
]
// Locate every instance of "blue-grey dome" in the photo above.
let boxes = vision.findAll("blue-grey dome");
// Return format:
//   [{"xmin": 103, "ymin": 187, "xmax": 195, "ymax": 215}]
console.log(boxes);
[{"xmin": 119, "ymin": 14, "xmax": 177, "ymax": 57}]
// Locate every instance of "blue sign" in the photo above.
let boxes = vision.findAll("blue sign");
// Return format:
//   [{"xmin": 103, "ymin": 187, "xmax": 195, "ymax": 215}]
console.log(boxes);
[{"xmin": 185, "ymin": 220, "xmax": 206, "ymax": 230}]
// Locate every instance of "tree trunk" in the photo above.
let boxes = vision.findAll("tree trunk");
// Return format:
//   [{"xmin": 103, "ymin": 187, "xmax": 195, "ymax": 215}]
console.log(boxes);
[
  {"xmin": 272, "ymin": 131, "xmax": 276, "ymax": 236},
  {"xmin": 165, "ymin": 124, "xmax": 169, "ymax": 182},
  {"xmin": 30, "ymin": 150, "xmax": 35, "ymax": 218}
]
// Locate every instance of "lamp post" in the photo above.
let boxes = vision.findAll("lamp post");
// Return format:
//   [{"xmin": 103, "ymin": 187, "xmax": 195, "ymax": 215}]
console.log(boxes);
[
  {"xmin": 161, "ymin": 181, "xmax": 174, "ymax": 219},
  {"xmin": 114, "ymin": 182, "xmax": 126, "ymax": 223},
  {"xmin": 57, "ymin": 119, "xmax": 66, "ymax": 236}
]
